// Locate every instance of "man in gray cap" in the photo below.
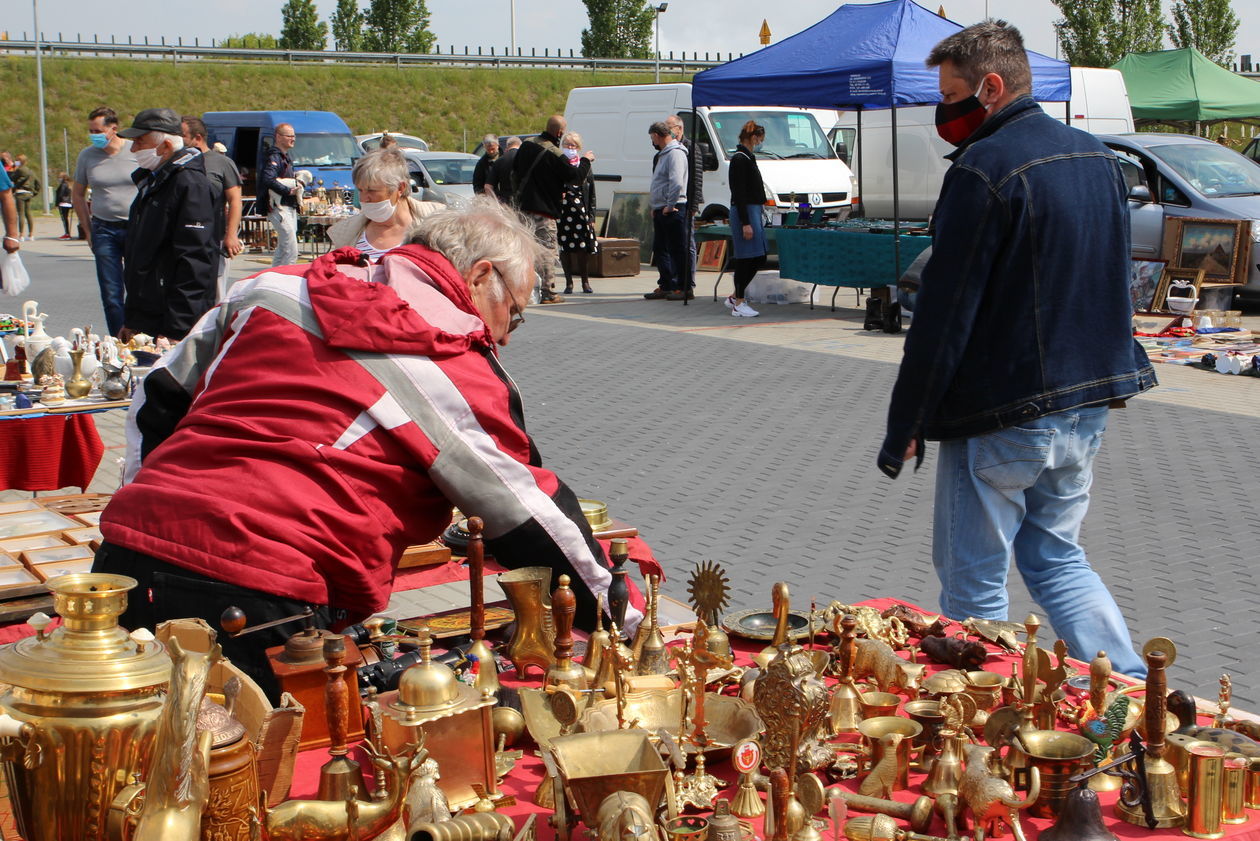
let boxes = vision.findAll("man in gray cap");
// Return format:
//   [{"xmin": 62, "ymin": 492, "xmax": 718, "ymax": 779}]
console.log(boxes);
[{"xmin": 118, "ymin": 108, "xmax": 218, "ymax": 341}]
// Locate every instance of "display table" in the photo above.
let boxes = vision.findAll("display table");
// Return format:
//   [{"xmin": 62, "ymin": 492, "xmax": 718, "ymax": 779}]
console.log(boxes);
[
  {"xmin": 0, "ymin": 413, "xmax": 106, "ymax": 492},
  {"xmin": 777, "ymin": 227, "xmax": 932, "ymax": 311}
]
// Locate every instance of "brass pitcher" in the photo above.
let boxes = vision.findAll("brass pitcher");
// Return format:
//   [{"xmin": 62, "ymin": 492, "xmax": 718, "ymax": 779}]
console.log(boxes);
[
  {"xmin": 0, "ymin": 573, "xmax": 172, "ymax": 841},
  {"xmin": 497, "ymin": 567, "xmax": 556, "ymax": 678}
]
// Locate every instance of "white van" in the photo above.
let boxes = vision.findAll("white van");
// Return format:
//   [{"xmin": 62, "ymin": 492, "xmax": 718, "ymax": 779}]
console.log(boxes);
[
  {"xmin": 564, "ymin": 83, "xmax": 856, "ymax": 224},
  {"xmin": 824, "ymin": 67, "xmax": 1135, "ymax": 219}
]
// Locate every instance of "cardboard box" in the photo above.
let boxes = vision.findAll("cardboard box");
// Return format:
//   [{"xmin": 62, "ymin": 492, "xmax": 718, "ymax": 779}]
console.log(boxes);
[{"xmin": 592, "ymin": 238, "xmax": 641, "ymax": 277}]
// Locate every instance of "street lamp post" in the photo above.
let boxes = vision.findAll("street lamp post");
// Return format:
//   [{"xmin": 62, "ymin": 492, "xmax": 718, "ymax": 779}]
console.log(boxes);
[
  {"xmin": 654, "ymin": 3, "xmax": 668, "ymax": 83},
  {"xmin": 33, "ymin": 0, "xmax": 51, "ymax": 215}
]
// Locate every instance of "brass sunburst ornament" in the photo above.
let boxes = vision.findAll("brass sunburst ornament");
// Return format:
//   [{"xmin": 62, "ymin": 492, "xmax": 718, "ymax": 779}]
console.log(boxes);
[{"xmin": 687, "ymin": 560, "xmax": 733, "ymax": 658}]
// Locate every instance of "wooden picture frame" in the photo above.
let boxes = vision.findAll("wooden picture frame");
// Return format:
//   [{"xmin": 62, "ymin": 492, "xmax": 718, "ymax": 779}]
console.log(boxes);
[
  {"xmin": 1162, "ymin": 218, "xmax": 1251, "ymax": 285},
  {"xmin": 592, "ymin": 209, "xmax": 609, "ymax": 238},
  {"xmin": 1129, "ymin": 258, "xmax": 1167, "ymax": 312},
  {"xmin": 1153, "ymin": 267, "xmax": 1206, "ymax": 312},
  {"xmin": 697, "ymin": 239, "xmax": 728, "ymax": 271},
  {"xmin": 607, "ymin": 192, "xmax": 655, "ymax": 262}
]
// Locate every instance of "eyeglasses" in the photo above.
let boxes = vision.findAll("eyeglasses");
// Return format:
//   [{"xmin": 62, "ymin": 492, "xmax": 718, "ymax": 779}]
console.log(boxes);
[
  {"xmin": 495, "ymin": 270, "xmax": 526, "ymax": 333},
  {"xmin": 276, "ymin": 132, "xmax": 296, "ymax": 139}
]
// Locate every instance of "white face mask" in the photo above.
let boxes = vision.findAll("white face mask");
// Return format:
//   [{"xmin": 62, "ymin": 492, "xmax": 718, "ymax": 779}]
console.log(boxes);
[
  {"xmin": 360, "ymin": 198, "xmax": 397, "ymax": 223},
  {"xmin": 133, "ymin": 146, "xmax": 164, "ymax": 171}
]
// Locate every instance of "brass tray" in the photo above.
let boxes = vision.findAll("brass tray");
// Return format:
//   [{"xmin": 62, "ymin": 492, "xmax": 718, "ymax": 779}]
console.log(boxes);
[
  {"xmin": 722, "ymin": 608, "xmax": 820, "ymax": 642},
  {"xmin": 579, "ymin": 690, "xmax": 763, "ymax": 756}
]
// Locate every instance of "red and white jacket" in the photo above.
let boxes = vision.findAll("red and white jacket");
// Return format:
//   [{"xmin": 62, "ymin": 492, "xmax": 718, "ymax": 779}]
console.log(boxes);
[{"xmin": 102, "ymin": 245, "xmax": 640, "ymax": 631}]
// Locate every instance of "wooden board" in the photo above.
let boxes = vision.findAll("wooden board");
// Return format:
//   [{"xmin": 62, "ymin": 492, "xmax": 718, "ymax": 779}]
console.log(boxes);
[{"xmin": 397, "ymin": 541, "xmax": 452, "ymax": 570}]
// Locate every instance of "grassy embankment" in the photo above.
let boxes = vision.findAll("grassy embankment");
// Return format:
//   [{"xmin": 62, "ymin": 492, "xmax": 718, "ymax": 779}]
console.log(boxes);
[{"xmin": 0, "ymin": 56, "xmax": 689, "ymax": 185}]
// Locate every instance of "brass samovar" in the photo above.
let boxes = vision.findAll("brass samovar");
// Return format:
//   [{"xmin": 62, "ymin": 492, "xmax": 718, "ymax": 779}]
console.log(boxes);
[{"xmin": 0, "ymin": 573, "xmax": 171, "ymax": 841}]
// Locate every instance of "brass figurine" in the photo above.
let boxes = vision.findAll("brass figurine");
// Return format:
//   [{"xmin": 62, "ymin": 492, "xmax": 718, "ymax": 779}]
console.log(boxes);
[
  {"xmin": 823, "ymin": 603, "xmax": 908, "ymax": 650},
  {"xmin": 857, "ymin": 732, "xmax": 903, "ymax": 800},
  {"xmin": 829, "ymin": 791, "xmax": 934, "ymax": 835},
  {"xmin": 545, "ymin": 575, "xmax": 588, "ymax": 691},
  {"xmin": 410, "ymin": 812, "xmax": 514, "ymax": 841},
  {"xmin": 958, "ymin": 743, "xmax": 1040, "ymax": 841},
  {"xmin": 961, "ymin": 617, "xmax": 1023, "ymax": 653},
  {"xmin": 756, "ymin": 582, "xmax": 792, "ymax": 669},
  {"xmin": 754, "ymin": 643, "xmax": 833, "ymax": 773},
  {"xmin": 1167, "ymin": 690, "xmax": 1260, "ymax": 759},
  {"xmin": 594, "ymin": 792, "xmax": 657, "ymax": 841},
  {"xmin": 405, "ymin": 755, "xmax": 453, "ymax": 834},
  {"xmin": 1214, "ymin": 674, "xmax": 1232, "ymax": 728},
  {"xmin": 687, "ymin": 560, "xmax": 733, "ymax": 659},
  {"xmin": 850, "ymin": 638, "xmax": 914, "ymax": 694}
]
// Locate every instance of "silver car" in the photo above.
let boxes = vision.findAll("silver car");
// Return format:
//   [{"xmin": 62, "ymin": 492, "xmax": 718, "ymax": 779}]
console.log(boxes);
[
  {"xmin": 1100, "ymin": 133, "xmax": 1260, "ymax": 304},
  {"xmin": 401, "ymin": 151, "xmax": 481, "ymax": 205}
]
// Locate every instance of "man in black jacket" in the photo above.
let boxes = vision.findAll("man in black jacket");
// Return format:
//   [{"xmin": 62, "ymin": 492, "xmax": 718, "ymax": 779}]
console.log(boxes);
[
  {"xmin": 258, "ymin": 123, "xmax": 300, "ymax": 267},
  {"xmin": 488, "ymin": 136, "xmax": 520, "ymax": 204},
  {"xmin": 118, "ymin": 108, "xmax": 217, "ymax": 341},
  {"xmin": 512, "ymin": 116, "xmax": 591, "ymax": 303},
  {"xmin": 472, "ymin": 134, "xmax": 500, "ymax": 197}
]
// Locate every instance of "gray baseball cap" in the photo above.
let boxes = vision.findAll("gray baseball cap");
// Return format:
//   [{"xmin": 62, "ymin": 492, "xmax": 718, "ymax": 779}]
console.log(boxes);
[{"xmin": 118, "ymin": 108, "xmax": 183, "ymax": 138}]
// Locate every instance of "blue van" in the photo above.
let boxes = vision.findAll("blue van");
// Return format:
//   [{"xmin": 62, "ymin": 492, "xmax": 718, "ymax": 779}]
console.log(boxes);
[{"xmin": 201, "ymin": 110, "xmax": 359, "ymax": 199}]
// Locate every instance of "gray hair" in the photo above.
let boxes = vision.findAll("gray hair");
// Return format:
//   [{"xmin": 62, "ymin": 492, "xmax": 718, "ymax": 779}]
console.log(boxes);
[
  {"xmin": 560, "ymin": 131, "xmax": 583, "ymax": 149},
  {"xmin": 353, "ymin": 148, "xmax": 410, "ymax": 192},
  {"xmin": 504, "ymin": 136, "xmax": 522, "ymax": 149},
  {"xmin": 408, "ymin": 197, "xmax": 545, "ymax": 302},
  {"xmin": 147, "ymin": 131, "xmax": 184, "ymax": 151},
  {"xmin": 482, "ymin": 134, "xmax": 499, "ymax": 147},
  {"xmin": 926, "ymin": 20, "xmax": 1032, "ymax": 96}
]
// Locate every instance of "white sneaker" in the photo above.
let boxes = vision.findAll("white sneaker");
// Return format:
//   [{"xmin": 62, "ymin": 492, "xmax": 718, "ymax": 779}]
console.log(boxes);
[
  {"xmin": 724, "ymin": 295, "xmax": 737, "ymax": 310},
  {"xmin": 734, "ymin": 301, "xmax": 760, "ymax": 317}
]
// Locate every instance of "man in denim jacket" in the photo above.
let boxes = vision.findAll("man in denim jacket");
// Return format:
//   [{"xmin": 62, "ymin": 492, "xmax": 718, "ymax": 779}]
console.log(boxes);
[{"xmin": 878, "ymin": 21, "xmax": 1156, "ymax": 677}]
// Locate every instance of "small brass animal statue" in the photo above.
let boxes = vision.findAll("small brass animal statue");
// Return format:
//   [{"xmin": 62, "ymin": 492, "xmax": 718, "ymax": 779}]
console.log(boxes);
[
  {"xmin": 595, "ymin": 791, "xmax": 658, "ymax": 841},
  {"xmin": 1167, "ymin": 689, "xmax": 1260, "ymax": 758},
  {"xmin": 957, "ymin": 743, "xmax": 1040, "ymax": 841},
  {"xmin": 857, "ymin": 733, "xmax": 904, "ymax": 800},
  {"xmin": 265, "ymin": 741, "xmax": 411, "ymax": 841},
  {"xmin": 850, "ymin": 638, "xmax": 913, "ymax": 693}
]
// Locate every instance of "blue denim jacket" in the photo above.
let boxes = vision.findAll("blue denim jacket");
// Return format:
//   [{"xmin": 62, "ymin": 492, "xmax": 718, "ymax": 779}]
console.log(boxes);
[{"xmin": 878, "ymin": 96, "xmax": 1156, "ymax": 478}]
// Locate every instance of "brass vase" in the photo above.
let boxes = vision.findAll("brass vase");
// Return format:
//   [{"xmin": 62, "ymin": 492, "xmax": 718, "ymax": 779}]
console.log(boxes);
[
  {"xmin": 65, "ymin": 349, "xmax": 92, "ymax": 399},
  {"xmin": 497, "ymin": 567, "xmax": 556, "ymax": 678},
  {"xmin": 0, "ymin": 573, "xmax": 172, "ymax": 841}
]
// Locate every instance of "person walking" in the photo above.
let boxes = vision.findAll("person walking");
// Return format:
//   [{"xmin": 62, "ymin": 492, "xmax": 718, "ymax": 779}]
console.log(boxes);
[
  {"xmin": 726, "ymin": 121, "xmax": 767, "ymax": 318},
  {"xmin": 10, "ymin": 155, "xmax": 37, "ymax": 241},
  {"xmin": 55, "ymin": 173, "xmax": 74, "ymax": 240},
  {"xmin": 667, "ymin": 114, "xmax": 703, "ymax": 294},
  {"xmin": 877, "ymin": 21, "xmax": 1156, "ymax": 677},
  {"xmin": 557, "ymin": 132, "xmax": 597, "ymax": 295},
  {"xmin": 181, "ymin": 117, "xmax": 244, "ymax": 302},
  {"xmin": 259, "ymin": 123, "xmax": 300, "ymax": 267},
  {"xmin": 73, "ymin": 106, "xmax": 140, "ymax": 337},
  {"xmin": 645, "ymin": 122, "xmax": 690, "ymax": 301}
]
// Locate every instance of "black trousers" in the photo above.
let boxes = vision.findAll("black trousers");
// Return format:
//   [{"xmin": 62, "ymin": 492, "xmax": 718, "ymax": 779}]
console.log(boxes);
[{"xmin": 92, "ymin": 542, "xmax": 341, "ymax": 704}]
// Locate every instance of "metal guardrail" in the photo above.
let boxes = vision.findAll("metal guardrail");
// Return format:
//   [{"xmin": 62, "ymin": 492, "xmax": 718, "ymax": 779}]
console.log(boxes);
[{"xmin": 0, "ymin": 39, "xmax": 728, "ymax": 73}]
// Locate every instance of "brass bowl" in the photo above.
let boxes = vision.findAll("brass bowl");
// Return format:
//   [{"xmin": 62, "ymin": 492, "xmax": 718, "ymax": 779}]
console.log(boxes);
[
  {"xmin": 857, "ymin": 716, "xmax": 922, "ymax": 743},
  {"xmin": 858, "ymin": 691, "xmax": 902, "ymax": 719},
  {"xmin": 722, "ymin": 609, "xmax": 820, "ymax": 642},
  {"xmin": 579, "ymin": 690, "xmax": 763, "ymax": 756},
  {"xmin": 578, "ymin": 499, "xmax": 611, "ymax": 531}
]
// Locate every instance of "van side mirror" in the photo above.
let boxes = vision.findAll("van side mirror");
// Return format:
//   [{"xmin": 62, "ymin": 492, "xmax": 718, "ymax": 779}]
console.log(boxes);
[
  {"xmin": 1127, "ymin": 184, "xmax": 1153, "ymax": 203},
  {"xmin": 700, "ymin": 143, "xmax": 718, "ymax": 172}
]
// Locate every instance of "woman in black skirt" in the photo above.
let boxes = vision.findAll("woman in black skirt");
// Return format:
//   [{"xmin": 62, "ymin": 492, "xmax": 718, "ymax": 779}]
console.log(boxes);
[{"xmin": 557, "ymin": 132, "xmax": 598, "ymax": 294}]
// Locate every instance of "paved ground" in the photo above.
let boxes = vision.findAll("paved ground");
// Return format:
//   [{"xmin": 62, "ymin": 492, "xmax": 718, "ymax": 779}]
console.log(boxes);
[{"xmin": 7, "ymin": 216, "xmax": 1260, "ymax": 706}]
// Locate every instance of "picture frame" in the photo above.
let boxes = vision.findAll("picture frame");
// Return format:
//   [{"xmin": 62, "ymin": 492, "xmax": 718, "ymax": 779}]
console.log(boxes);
[
  {"xmin": 592, "ymin": 209, "xmax": 609, "ymax": 239},
  {"xmin": 697, "ymin": 239, "xmax": 728, "ymax": 271},
  {"xmin": 1152, "ymin": 267, "xmax": 1206, "ymax": 312},
  {"xmin": 607, "ymin": 192, "xmax": 655, "ymax": 262},
  {"xmin": 1162, "ymin": 218, "xmax": 1252, "ymax": 285},
  {"xmin": 1129, "ymin": 258, "xmax": 1167, "ymax": 312}
]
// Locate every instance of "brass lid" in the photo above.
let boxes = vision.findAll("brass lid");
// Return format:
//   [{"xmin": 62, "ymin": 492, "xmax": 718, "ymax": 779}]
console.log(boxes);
[
  {"xmin": 578, "ymin": 499, "xmax": 611, "ymax": 530},
  {"xmin": 0, "ymin": 574, "xmax": 171, "ymax": 694},
  {"xmin": 198, "ymin": 696, "xmax": 247, "ymax": 748},
  {"xmin": 395, "ymin": 622, "xmax": 461, "ymax": 714}
]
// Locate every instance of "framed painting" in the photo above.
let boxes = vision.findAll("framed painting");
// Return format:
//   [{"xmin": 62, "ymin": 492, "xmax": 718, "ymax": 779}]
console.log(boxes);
[
  {"xmin": 1162, "ymin": 218, "xmax": 1251, "ymax": 285},
  {"xmin": 607, "ymin": 192, "xmax": 654, "ymax": 262},
  {"xmin": 1129, "ymin": 258, "xmax": 1167, "ymax": 312},
  {"xmin": 697, "ymin": 239, "xmax": 728, "ymax": 271},
  {"xmin": 592, "ymin": 209, "xmax": 609, "ymax": 238}
]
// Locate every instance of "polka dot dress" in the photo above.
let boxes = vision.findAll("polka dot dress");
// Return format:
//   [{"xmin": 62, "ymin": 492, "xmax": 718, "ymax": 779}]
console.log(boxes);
[{"xmin": 558, "ymin": 184, "xmax": 597, "ymax": 254}]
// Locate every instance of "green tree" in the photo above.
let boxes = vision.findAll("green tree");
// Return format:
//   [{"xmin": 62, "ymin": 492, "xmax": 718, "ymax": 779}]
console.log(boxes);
[
  {"xmin": 1168, "ymin": 0, "xmax": 1240, "ymax": 65},
  {"xmin": 1052, "ymin": 0, "xmax": 1164, "ymax": 66},
  {"xmin": 580, "ymin": 0, "xmax": 654, "ymax": 59},
  {"xmin": 219, "ymin": 32, "xmax": 279, "ymax": 49},
  {"xmin": 279, "ymin": 0, "xmax": 328, "ymax": 51},
  {"xmin": 363, "ymin": 0, "xmax": 436, "ymax": 54},
  {"xmin": 331, "ymin": 0, "xmax": 365, "ymax": 52}
]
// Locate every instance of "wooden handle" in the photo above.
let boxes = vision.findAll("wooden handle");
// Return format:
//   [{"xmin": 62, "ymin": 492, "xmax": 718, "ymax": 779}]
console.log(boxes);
[
  {"xmin": 770, "ymin": 768, "xmax": 790, "ymax": 841},
  {"xmin": 840, "ymin": 614, "xmax": 858, "ymax": 679},
  {"xmin": 323, "ymin": 635, "xmax": 350, "ymax": 757},
  {"xmin": 1146, "ymin": 649, "xmax": 1167, "ymax": 759},
  {"xmin": 467, "ymin": 516, "xmax": 485, "ymax": 643},
  {"xmin": 608, "ymin": 539, "xmax": 630, "ymax": 632},
  {"xmin": 553, "ymin": 574, "xmax": 576, "ymax": 663}
]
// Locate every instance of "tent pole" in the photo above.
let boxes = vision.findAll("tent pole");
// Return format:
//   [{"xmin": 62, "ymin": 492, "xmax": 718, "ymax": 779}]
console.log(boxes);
[
  {"xmin": 891, "ymin": 103, "xmax": 901, "ymax": 285},
  {"xmin": 856, "ymin": 109, "xmax": 864, "ymax": 218}
]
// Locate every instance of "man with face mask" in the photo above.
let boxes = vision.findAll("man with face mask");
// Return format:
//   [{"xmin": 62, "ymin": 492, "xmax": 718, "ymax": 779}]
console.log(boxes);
[
  {"xmin": 117, "ymin": 108, "xmax": 218, "ymax": 342},
  {"xmin": 72, "ymin": 107, "xmax": 139, "ymax": 337},
  {"xmin": 877, "ymin": 22, "xmax": 1156, "ymax": 678}
]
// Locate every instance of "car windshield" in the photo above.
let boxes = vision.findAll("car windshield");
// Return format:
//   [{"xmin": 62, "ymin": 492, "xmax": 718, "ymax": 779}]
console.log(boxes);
[
  {"xmin": 421, "ymin": 158, "xmax": 477, "ymax": 185},
  {"xmin": 709, "ymin": 111, "xmax": 836, "ymax": 160},
  {"xmin": 290, "ymin": 133, "xmax": 359, "ymax": 167},
  {"xmin": 1149, "ymin": 143, "xmax": 1260, "ymax": 197}
]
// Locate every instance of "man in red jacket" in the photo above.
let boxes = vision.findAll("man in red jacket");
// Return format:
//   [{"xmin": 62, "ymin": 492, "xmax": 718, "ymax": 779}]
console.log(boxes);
[{"xmin": 94, "ymin": 198, "xmax": 639, "ymax": 700}]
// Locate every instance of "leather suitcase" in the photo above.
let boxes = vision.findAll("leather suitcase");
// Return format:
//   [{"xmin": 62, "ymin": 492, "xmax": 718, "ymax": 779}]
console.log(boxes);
[{"xmin": 591, "ymin": 238, "xmax": 641, "ymax": 277}]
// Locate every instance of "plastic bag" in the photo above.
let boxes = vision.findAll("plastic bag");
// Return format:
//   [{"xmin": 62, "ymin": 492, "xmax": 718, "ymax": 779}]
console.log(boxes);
[{"xmin": 0, "ymin": 250, "xmax": 30, "ymax": 297}]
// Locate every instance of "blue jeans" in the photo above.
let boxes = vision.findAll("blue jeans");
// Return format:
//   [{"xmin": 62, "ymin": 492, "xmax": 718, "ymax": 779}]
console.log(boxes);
[
  {"xmin": 933, "ymin": 406, "xmax": 1146, "ymax": 677},
  {"xmin": 91, "ymin": 218, "xmax": 128, "ymax": 337},
  {"xmin": 652, "ymin": 206, "xmax": 690, "ymax": 292}
]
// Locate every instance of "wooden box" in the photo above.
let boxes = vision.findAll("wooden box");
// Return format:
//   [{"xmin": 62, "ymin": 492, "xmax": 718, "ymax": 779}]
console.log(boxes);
[
  {"xmin": 266, "ymin": 634, "xmax": 365, "ymax": 751},
  {"xmin": 592, "ymin": 238, "xmax": 641, "ymax": 277}
]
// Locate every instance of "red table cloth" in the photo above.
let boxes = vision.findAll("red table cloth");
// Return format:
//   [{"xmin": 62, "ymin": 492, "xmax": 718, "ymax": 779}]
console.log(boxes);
[{"xmin": 0, "ymin": 413, "xmax": 104, "ymax": 492}]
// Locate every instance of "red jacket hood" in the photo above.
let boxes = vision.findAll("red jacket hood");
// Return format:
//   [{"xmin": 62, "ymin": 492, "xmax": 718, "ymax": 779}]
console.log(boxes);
[{"xmin": 305, "ymin": 244, "xmax": 495, "ymax": 357}]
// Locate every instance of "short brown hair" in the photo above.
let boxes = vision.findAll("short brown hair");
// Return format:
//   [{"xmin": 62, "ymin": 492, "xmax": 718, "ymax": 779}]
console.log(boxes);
[
  {"xmin": 738, "ymin": 120, "xmax": 765, "ymax": 144},
  {"xmin": 181, "ymin": 116, "xmax": 208, "ymax": 141},
  {"xmin": 88, "ymin": 107, "xmax": 119, "ymax": 126},
  {"xmin": 649, "ymin": 121, "xmax": 671, "ymax": 139},
  {"xmin": 927, "ymin": 20, "xmax": 1031, "ymax": 97}
]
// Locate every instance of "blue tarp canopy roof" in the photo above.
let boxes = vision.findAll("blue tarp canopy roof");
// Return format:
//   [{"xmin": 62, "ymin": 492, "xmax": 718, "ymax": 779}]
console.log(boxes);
[{"xmin": 692, "ymin": 0, "xmax": 1071, "ymax": 110}]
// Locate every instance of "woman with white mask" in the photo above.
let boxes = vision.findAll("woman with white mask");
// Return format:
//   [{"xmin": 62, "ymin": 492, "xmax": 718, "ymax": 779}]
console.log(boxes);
[{"xmin": 329, "ymin": 148, "xmax": 444, "ymax": 263}]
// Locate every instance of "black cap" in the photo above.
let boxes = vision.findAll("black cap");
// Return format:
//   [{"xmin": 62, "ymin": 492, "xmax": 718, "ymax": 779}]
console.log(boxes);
[{"xmin": 118, "ymin": 108, "xmax": 183, "ymax": 139}]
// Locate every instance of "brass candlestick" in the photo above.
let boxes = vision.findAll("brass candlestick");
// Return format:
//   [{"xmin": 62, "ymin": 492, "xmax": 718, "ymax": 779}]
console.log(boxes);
[
  {"xmin": 1117, "ymin": 647, "xmax": 1186, "ymax": 828},
  {"xmin": 317, "ymin": 635, "xmax": 363, "ymax": 802},
  {"xmin": 465, "ymin": 517, "xmax": 500, "ymax": 696},
  {"xmin": 828, "ymin": 614, "xmax": 863, "ymax": 737},
  {"xmin": 636, "ymin": 574, "xmax": 669, "ymax": 676},
  {"xmin": 676, "ymin": 619, "xmax": 728, "ymax": 810},
  {"xmin": 544, "ymin": 575, "xmax": 588, "ymax": 690}
]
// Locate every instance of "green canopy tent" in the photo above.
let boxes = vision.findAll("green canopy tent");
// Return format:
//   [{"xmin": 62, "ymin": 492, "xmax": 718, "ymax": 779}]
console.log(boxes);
[{"xmin": 1112, "ymin": 47, "xmax": 1260, "ymax": 135}]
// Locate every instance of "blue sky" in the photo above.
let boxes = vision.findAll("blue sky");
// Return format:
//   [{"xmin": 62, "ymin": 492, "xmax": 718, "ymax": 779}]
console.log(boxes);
[{"xmin": 22, "ymin": 0, "xmax": 1260, "ymax": 67}]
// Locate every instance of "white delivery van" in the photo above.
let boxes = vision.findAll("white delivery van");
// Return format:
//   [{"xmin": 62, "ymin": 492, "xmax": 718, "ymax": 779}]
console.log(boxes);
[
  {"xmin": 564, "ymin": 83, "xmax": 856, "ymax": 224},
  {"xmin": 824, "ymin": 67, "xmax": 1135, "ymax": 219}
]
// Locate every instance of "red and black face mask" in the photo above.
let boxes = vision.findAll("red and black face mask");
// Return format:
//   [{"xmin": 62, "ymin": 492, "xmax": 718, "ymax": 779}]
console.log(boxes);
[{"xmin": 934, "ymin": 82, "xmax": 988, "ymax": 147}]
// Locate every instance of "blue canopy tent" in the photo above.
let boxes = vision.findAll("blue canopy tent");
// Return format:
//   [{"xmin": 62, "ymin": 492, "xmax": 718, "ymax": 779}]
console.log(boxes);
[{"xmin": 691, "ymin": 0, "xmax": 1072, "ymax": 279}]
